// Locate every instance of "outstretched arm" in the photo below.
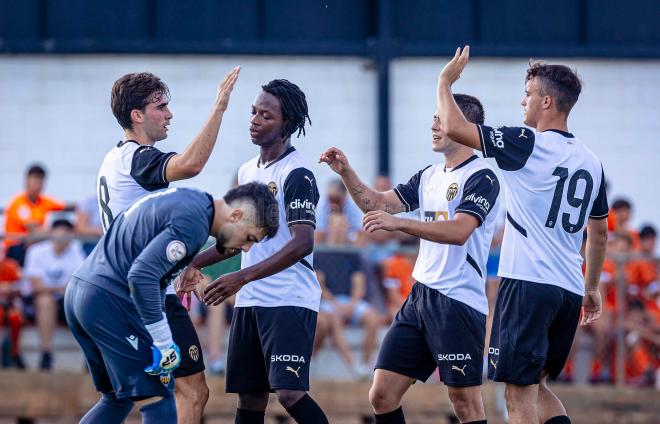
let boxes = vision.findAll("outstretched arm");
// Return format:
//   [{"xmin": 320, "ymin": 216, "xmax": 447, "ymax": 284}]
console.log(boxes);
[
  {"xmin": 437, "ymin": 46, "xmax": 481, "ymax": 150},
  {"xmin": 166, "ymin": 67, "xmax": 241, "ymax": 181},
  {"xmin": 319, "ymin": 147, "xmax": 405, "ymax": 213},
  {"xmin": 203, "ymin": 224, "xmax": 315, "ymax": 305},
  {"xmin": 363, "ymin": 211, "xmax": 479, "ymax": 245}
]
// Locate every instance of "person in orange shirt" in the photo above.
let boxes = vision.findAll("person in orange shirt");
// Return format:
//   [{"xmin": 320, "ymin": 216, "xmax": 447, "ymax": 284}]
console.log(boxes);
[
  {"xmin": 610, "ymin": 198, "xmax": 640, "ymax": 251},
  {"xmin": 382, "ymin": 248, "xmax": 416, "ymax": 320},
  {"xmin": 4, "ymin": 164, "xmax": 65, "ymax": 266},
  {"xmin": 0, "ymin": 246, "xmax": 24, "ymax": 369},
  {"xmin": 628, "ymin": 225, "xmax": 658, "ymax": 295}
]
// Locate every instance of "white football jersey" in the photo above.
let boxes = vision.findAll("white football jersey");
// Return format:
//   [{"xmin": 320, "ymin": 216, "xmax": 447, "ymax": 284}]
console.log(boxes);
[
  {"xmin": 478, "ymin": 127, "xmax": 608, "ymax": 295},
  {"xmin": 237, "ymin": 147, "xmax": 321, "ymax": 311},
  {"xmin": 394, "ymin": 156, "xmax": 501, "ymax": 315},
  {"xmin": 96, "ymin": 140, "xmax": 176, "ymax": 293}
]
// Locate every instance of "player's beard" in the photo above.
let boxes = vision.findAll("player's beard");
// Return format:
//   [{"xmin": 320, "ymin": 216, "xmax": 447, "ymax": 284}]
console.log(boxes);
[{"xmin": 214, "ymin": 230, "xmax": 231, "ymax": 254}]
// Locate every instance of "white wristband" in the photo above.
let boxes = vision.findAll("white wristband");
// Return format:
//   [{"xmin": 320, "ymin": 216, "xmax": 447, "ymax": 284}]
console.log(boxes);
[{"xmin": 145, "ymin": 315, "xmax": 174, "ymax": 351}]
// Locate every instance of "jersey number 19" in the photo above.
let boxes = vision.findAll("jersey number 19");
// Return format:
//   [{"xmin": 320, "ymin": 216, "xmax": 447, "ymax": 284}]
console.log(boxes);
[{"xmin": 544, "ymin": 167, "xmax": 593, "ymax": 234}]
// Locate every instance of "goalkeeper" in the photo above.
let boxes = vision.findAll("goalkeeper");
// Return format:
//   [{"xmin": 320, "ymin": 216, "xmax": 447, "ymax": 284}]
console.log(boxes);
[{"xmin": 64, "ymin": 184, "xmax": 278, "ymax": 423}]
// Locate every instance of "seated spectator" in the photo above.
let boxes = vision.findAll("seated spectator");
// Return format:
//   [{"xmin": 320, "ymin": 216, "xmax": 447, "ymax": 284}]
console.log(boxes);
[
  {"xmin": 628, "ymin": 225, "xmax": 658, "ymax": 300},
  {"xmin": 381, "ymin": 245, "xmax": 416, "ymax": 321},
  {"xmin": 4, "ymin": 164, "xmax": 66, "ymax": 266},
  {"xmin": 315, "ymin": 179, "xmax": 363, "ymax": 244},
  {"xmin": 313, "ymin": 273, "xmax": 357, "ymax": 376},
  {"xmin": 610, "ymin": 198, "xmax": 640, "ymax": 251},
  {"xmin": 23, "ymin": 219, "xmax": 85, "ymax": 370},
  {"xmin": 74, "ymin": 194, "xmax": 103, "ymax": 255},
  {"xmin": 314, "ymin": 211, "xmax": 384, "ymax": 379},
  {"xmin": 0, "ymin": 247, "xmax": 24, "ymax": 369}
]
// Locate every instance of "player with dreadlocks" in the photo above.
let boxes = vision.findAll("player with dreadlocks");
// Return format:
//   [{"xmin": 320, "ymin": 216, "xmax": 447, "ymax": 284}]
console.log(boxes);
[{"xmin": 177, "ymin": 79, "xmax": 327, "ymax": 423}]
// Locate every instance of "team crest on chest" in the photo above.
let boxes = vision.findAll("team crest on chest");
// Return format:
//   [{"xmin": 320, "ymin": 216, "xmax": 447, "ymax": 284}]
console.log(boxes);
[
  {"xmin": 268, "ymin": 181, "xmax": 278, "ymax": 196},
  {"xmin": 446, "ymin": 183, "xmax": 459, "ymax": 201}
]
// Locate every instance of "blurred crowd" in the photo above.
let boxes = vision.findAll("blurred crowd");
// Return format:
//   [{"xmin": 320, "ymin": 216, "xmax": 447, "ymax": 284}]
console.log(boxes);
[{"xmin": 0, "ymin": 164, "xmax": 658, "ymax": 388}]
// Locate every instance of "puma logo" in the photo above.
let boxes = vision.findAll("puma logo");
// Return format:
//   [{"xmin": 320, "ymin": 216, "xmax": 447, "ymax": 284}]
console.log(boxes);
[
  {"xmin": 490, "ymin": 359, "xmax": 497, "ymax": 369},
  {"xmin": 486, "ymin": 175, "xmax": 495, "ymax": 185},
  {"xmin": 304, "ymin": 175, "xmax": 314, "ymax": 186},
  {"xmin": 451, "ymin": 364, "xmax": 467, "ymax": 376},
  {"xmin": 518, "ymin": 128, "xmax": 528, "ymax": 139},
  {"xmin": 286, "ymin": 366, "xmax": 301, "ymax": 378}
]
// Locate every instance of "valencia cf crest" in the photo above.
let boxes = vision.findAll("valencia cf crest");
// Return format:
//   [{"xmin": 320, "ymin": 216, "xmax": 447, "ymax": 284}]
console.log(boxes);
[
  {"xmin": 446, "ymin": 183, "xmax": 459, "ymax": 201},
  {"xmin": 160, "ymin": 373, "xmax": 171, "ymax": 385},
  {"xmin": 268, "ymin": 181, "xmax": 278, "ymax": 196},
  {"xmin": 189, "ymin": 345, "xmax": 200, "ymax": 362}
]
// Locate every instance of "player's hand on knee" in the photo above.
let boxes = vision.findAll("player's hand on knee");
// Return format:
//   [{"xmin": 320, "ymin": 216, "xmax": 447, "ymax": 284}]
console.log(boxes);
[{"xmin": 144, "ymin": 342, "xmax": 181, "ymax": 376}]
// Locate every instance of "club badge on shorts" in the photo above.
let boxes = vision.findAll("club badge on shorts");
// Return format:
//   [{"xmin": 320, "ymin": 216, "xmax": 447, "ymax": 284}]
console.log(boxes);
[
  {"xmin": 166, "ymin": 240, "xmax": 186, "ymax": 263},
  {"xmin": 189, "ymin": 345, "xmax": 200, "ymax": 362}
]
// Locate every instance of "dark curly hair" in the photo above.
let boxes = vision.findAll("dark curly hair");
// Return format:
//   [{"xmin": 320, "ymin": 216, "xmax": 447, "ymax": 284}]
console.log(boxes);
[
  {"xmin": 111, "ymin": 72, "xmax": 170, "ymax": 130},
  {"xmin": 261, "ymin": 79, "xmax": 311, "ymax": 140},
  {"xmin": 223, "ymin": 182, "xmax": 279, "ymax": 239},
  {"xmin": 454, "ymin": 94, "xmax": 485, "ymax": 125},
  {"xmin": 526, "ymin": 60, "xmax": 581, "ymax": 115}
]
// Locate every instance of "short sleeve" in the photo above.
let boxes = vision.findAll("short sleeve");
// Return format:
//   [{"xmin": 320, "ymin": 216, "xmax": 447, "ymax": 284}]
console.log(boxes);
[
  {"xmin": 283, "ymin": 167, "xmax": 320, "ymax": 227},
  {"xmin": 131, "ymin": 146, "xmax": 176, "ymax": 190},
  {"xmin": 477, "ymin": 125, "xmax": 535, "ymax": 171},
  {"xmin": 589, "ymin": 166, "xmax": 609, "ymax": 219},
  {"xmin": 394, "ymin": 166, "xmax": 430, "ymax": 212},
  {"xmin": 455, "ymin": 169, "xmax": 500, "ymax": 226}
]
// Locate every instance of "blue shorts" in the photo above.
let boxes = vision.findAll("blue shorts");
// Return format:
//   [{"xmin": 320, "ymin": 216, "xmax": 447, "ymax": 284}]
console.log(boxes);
[
  {"xmin": 375, "ymin": 283, "xmax": 486, "ymax": 387},
  {"xmin": 319, "ymin": 295, "xmax": 372, "ymax": 325},
  {"xmin": 64, "ymin": 278, "xmax": 173, "ymax": 399},
  {"xmin": 226, "ymin": 306, "xmax": 317, "ymax": 393},
  {"xmin": 488, "ymin": 278, "xmax": 582, "ymax": 385}
]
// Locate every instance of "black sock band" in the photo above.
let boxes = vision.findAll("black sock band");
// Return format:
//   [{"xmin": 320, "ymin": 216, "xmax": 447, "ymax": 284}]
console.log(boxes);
[
  {"xmin": 375, "ymin": 406, "xmax": 405, "ymax": 424},
  {"xmin": 464, "ymin": 420, "xmax": 487, "ymax": 424},
  {"xmin": 285, "ymin": 393, "xmax": 328, "ymax": 424},
  {"xmin": 235, "ymin": 408, "xmax": 265, "ymax": 424},
  {"xmin": 545, "ymin": 416, "xmax": 571, "ymax": 424}
]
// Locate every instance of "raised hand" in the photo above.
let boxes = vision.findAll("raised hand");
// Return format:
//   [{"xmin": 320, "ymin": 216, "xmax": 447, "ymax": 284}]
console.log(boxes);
[
  {"xmin": 439, "ymin": 46, "xmax": 470, "ymax": 86},
  {"xmin": 215, "ymin": 66, "xmax": 241, "ymax": 111},
  {"xmin": 319, "ymin": 147, "xmax": 351, "ymax": 176}
]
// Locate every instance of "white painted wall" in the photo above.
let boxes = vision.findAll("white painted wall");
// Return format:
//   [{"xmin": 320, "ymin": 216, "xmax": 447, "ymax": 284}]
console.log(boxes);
[
  {"xmin": 0, "ymin": 55, "xmax": 658, "ymax": 229},
  {"xmin": 0, "ymin": 54, "xmax": 377, "ymax": 205}
]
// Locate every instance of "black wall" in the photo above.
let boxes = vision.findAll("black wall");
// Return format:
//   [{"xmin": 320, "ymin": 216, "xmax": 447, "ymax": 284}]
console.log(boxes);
[{"xmin": 1, "ymin": 0, "xmax": 658, "ymax": 57}]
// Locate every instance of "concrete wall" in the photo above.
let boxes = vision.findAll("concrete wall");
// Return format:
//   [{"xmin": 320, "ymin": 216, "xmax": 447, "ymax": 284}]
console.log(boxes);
[{"xmin": 0, "ymin": 55, "xmax": 658, "ymax": 229}]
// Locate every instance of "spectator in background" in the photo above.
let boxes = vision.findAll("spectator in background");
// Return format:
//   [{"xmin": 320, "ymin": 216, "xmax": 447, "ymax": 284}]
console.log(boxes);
[
  {"xmin": 628, "ymin": 225, "xmax": 658, "ymax": 300},
  {"xmin": 4, "ymin": 164, "xmax": 66, "ymax": 266},
  {"xmin": 23, "ymin": 219, "xmax": 85, "ymax": 370},
  {"xmin": 315, "ymin": 178, "xmax": 363, "ymax": 244},
  {"xmin": 610, "ymin": 198, "xmax": 640, "ymax": 251},
  {"xmin": 381, "ymin": 242, "xmax": 417, "ymax": 321},
  {"xmin": 0, "ymin": 246, "xmax": 24, "ymax": 369},
  {"xmin": 75, "ymin": 194, "xmax": 104, "ymax": 255},
  {"xmin": 314, "ymin": 211, "xmax": 384, "ymax": 379}
]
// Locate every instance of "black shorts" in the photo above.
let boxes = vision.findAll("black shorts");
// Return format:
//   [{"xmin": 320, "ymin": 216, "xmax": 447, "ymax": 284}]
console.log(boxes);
[
  {"xmin": 226, "ymin": 306, "xmax": 317, "ymax": 393},
  {"xmin": 488, "ymin": 278, "xmax": 582, "ymax": 385},
  {"xmin": 165, "ymin": 294, "xmax": 205, "ymax": 378},
  {"xmin": 375, "ymin": 283, "xmax": 486, "ymax": 387}
]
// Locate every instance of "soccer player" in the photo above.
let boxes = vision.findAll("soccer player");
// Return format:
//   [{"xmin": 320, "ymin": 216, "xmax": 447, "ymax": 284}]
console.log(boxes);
[
  {"xmin": 65, "ymin": 184, "xmax": 278, "ymax": 424},
  {"xmin": 437, "ymin": 47, "xmax": 609, "ymax": 424},
  {"xmin": 179, "ymin": 79, "xmax": 329, "ymax": 424},
  {"xmin": 97, "ymin": 67, "xmax": 239, "ymax": 421},
  {"xmin": 320, "ymin": 94, "xmax": 500, "ymax": 424}
]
